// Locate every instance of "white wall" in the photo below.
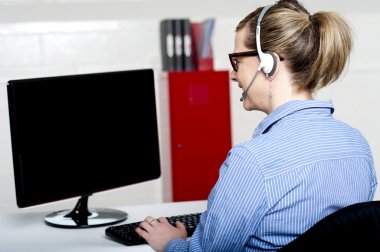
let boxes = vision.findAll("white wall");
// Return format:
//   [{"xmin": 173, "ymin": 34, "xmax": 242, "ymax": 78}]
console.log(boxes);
[{"xmin": 0, "ymin": 0, "xmax": 379, "ymax": 213}]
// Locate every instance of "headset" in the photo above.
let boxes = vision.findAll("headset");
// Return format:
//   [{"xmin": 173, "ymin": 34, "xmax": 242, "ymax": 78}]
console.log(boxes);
[
  {"xmin": 256, "ymin": 4, "xmax": 277, "ymax": 78},
  {"xmin": 240, "ymin": 4, "xmax": 277, "ymax": 102}
]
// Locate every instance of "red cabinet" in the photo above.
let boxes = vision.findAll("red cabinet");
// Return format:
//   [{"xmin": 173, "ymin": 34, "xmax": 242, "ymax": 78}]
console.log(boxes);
[{"xmin": 168, "ymin": 70, "xmax": 232, "ymax": 201}]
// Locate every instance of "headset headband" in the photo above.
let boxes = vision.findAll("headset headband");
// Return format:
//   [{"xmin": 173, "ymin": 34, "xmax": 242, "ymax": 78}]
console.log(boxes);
[
  {"xmin": 256, "ymin": 4, "xmax": 276, "ymax": 77},
  {"xmin": 257, "ymin": 4, "xmax": 275, "ymax": 25}
]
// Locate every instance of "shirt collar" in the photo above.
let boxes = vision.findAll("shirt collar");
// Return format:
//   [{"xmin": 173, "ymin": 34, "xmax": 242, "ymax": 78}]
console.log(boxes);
[{"xmin": 253, "ymin": 100, "xmax": 335, "ymax": 137}]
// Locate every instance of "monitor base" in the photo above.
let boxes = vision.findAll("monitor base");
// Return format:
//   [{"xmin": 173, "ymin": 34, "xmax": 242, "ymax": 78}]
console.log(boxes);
[{"xmin": 44, "ymin": 195, "xmax": 127, "ymax": 228}]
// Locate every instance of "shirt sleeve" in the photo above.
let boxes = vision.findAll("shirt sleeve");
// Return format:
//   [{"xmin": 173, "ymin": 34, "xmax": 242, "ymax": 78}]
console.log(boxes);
[
  {"xmin": 165, "ymin": 238, "xmax": 189, "ymax": 252},
  {"xmin": 165, "ymin": 145, "xmax": 268, "ymax": 251}
]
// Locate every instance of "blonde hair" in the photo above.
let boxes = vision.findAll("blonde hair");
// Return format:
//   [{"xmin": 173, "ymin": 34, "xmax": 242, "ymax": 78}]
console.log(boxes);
[{"xmin": 236, "ymin": 0, "xmax": 353, "ymax": 92}]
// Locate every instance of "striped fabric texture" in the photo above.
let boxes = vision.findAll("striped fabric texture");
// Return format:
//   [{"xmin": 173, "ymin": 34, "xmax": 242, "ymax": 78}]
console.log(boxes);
[{"xmin": 165, "ymin": 100, "xmax": 377, "ymax": 252}]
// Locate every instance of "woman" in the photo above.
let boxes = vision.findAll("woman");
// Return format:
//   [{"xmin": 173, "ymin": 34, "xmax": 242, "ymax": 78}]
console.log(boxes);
[{"xmin": 136, "ymin": 0, "xmax": 377, "ymax": 251}]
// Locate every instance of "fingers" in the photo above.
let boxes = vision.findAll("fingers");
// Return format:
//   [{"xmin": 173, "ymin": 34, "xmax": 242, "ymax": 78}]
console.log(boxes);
[
  {"xmin": 136, "ymin": 217, "xmax": 183, "ymax": 252},
  {"xmin": 138, "ymin": 216, "xmax": 186, "ymax": 234},
  {"xmin": 175, "ymin": 221, "xmax": 186, "ymax": 231},
  {"xmin": 135, "ymin": 226, "xmax": 148, "ymax": 239},
  {"xmin": 139, "ymin": 220, "xmax": 153, "ymax": 232},
  {"xmin": 136, "ymin": 215, "xmax": 188, "ymax": 250},
  {"xmin": 144, "ymin": 216, "xmax": 156, "ymax": 225},
  {"xmin": 136, "ymin": 216, "xmax": 164, "ymax": 241},
  {"xmin": 158, "ymin": 217, "xmax": 168, "ymax": 224},
  {"xmin": 139, "ymin": 216, "xmax": 156, "ymax": 232}
]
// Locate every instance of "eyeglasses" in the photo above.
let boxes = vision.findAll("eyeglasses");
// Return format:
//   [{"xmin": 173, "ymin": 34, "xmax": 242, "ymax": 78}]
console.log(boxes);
[
  {"xmin": 229, "ymin": 50, "xmax": 258, "ymax": 72},
  {"xmin": 228, "ymin": 50, "xmax": 284, "ymax": 72}
]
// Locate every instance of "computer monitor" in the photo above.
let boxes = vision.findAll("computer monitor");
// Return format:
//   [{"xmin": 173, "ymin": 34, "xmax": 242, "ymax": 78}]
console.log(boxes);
[{"xmin": 6, "ymin": 68, "xmax": 161, "ymax": 228}]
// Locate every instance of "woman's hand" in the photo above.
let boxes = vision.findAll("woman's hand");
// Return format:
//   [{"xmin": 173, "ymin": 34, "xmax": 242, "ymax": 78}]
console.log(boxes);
[{"xmin": 135, "ymin": 216, "xmax": 187, "ymax": 252}]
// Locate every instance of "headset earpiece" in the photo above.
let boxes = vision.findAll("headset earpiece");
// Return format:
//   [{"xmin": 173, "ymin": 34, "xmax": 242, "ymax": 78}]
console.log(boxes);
[
  {"xmin": 259, "ymin": 51, "xmax": 277, "ymax": 77},
  {"xmin": 266, "ymin": 51, "xmax": 277, "ymax": 77}
]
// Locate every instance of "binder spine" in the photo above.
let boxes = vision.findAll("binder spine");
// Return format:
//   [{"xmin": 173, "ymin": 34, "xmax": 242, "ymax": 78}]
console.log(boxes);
[
  {"xmin": 174, "ymin": 19, "xmax": 184, "ymax": 72},
  {"xmin": 182, "ymin": 19, "xmax": 194, "ymax": 71},
  {"xmin": 160, "ymin": 19, "xmax": 175, "ymax": 72}
]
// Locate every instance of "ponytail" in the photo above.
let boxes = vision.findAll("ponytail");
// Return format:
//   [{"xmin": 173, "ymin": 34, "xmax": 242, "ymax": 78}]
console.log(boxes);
[{"xmin": 308, "ymin": 12, "xmax": 353, "ymax": 90}]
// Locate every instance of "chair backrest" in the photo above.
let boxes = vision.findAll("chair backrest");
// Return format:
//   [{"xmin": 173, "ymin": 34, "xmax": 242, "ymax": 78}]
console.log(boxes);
[{"xmin": 278, "ymin": 200, "xmax": 380, "ymax": 252}]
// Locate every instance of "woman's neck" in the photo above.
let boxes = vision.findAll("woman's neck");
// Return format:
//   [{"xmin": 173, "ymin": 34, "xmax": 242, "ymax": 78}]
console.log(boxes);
[{"xmin": 268, "ymin": 79, "xmax": 313, "ymax": 114}]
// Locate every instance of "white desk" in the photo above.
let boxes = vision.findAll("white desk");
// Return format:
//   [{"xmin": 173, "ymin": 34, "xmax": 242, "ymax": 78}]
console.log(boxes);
[{"xmin": 0, "ymin": 200, "xmax": 207, "ymax": 252}]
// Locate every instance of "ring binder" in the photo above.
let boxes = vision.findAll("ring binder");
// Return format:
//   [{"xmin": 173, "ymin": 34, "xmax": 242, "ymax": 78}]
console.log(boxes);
[{"xmin": 160, "ymin": 19, "xmax": 175, "ymax": 72}]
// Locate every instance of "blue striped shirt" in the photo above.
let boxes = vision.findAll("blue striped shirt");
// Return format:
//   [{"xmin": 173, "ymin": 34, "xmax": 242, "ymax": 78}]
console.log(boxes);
[{"xmin": 165, "ymin": 100, "xmax": 377, "ymax": 252}]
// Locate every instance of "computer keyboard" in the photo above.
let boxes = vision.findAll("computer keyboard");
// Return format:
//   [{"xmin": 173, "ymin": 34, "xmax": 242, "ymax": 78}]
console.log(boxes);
[{"xmin": 105, "ymin": 212, "xmax": 202, "ymax": 246}]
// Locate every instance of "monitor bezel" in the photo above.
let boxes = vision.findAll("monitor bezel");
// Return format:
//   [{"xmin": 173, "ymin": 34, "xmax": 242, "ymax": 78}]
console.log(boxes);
[{"xmin": 6, "ymin": 68, "xmax": 161, "ymax": 210}]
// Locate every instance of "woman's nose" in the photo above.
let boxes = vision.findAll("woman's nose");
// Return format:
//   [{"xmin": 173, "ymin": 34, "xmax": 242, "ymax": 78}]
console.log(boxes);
[{"xmin": 230, "ymin": 70, "xmax": 237, "ymax": 82}]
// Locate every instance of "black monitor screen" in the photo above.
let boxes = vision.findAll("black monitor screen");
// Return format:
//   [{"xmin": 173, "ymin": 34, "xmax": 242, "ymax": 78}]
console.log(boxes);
[{"xmin": 7, "ymin": 68, "xmax": 161, "ymax": 228}]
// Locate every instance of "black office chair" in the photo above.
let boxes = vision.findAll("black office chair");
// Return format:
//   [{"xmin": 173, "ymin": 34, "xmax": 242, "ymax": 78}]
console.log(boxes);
[{"xmin": 278, "ymin": 200, "xmax": 380, "ymax": 252}]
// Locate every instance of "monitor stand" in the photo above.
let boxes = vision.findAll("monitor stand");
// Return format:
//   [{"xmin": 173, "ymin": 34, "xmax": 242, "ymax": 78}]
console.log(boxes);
[{"xmin": 44, "ymin": 195, "xmax": 127, "ymax": 228}]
